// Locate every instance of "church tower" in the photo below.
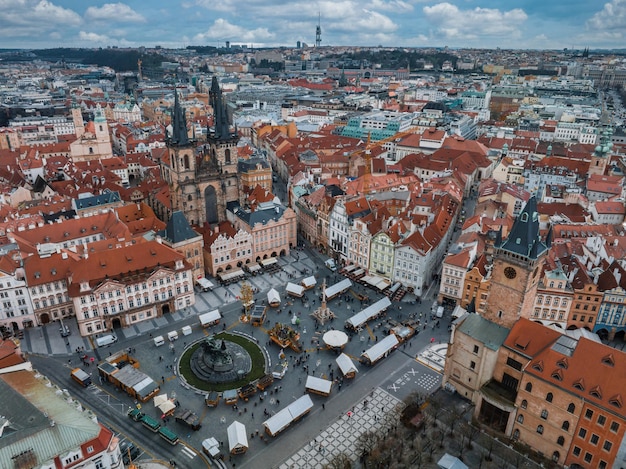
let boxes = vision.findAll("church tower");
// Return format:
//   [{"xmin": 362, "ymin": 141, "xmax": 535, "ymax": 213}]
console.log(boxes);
[
  {"xmin": 162, "ymin": 83, "xmax": 241, "ymax": 226},
  {"xmin": 207, "ymin": 76, "xmax": 239, "ymax": 175},
  {"xmin": 72, "ymin": 98, "xmax": 84, "ymax": 138},
  {"xmin": 165, "ymin": 91, "xmax": 198, "ymax": 223},
  {"xmin": 484, "ymin": 197, "xmax": 549, "ymax": 328}
]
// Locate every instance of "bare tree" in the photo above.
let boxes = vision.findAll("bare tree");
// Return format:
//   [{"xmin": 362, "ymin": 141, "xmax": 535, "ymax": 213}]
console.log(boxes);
[
  {"xmin": 356, "ymin": 430, "xmax": 381, "ymax": 462},
  {"xmin": 323, "ymin": 453, "xmax": 353, "ymax": 469},
  {"xmin": 463, "ymin": 422, "xmax": 481, "ymax": 449}
]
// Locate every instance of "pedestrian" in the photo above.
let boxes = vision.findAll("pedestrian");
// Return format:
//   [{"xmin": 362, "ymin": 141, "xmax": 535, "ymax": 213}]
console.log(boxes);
[
  {"xmin": 322, "ymin": 403, "xmax": 325, "ymax": 410},
  {"xmin": 161, "ymin": 376, "xmax": 165, "ymax": 383}
]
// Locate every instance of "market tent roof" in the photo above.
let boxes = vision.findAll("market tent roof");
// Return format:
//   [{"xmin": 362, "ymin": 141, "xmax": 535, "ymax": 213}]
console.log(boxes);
[
  {"xmin": 219, "ymin": 269, "xmax": 245, "ymax": 282},
  {"xmin": 301, "ymin": 276, "xmax": 316, "ymax": 288},
  {"xmin": 158, "ymin": 400, "xmax": 176, "ymax": 414},
  {"xmin": 305, "ymin": 375, "xmax": 332, "ymax": 394},
  {"xmin": 322, "ymin": 330, "xmax": 349, "ymax": 348},
  {"xmin": 267, "ymin": 288, "xmax": 281, "ymax": 304},
  {"xmin": 196, "ymin": 277, "xmax": 214, "ymax": 289},
  {"xmin": 352, "ymin": 268, "xmax": 365, "ymax": 278},
  {"xmin": 343, "ymin": 264, "xmax": 356, "ymax": 273},
  {"xmin": 324, "ymin": 279, "xmax": 352, "ymax": 298},
  {"xmin": 346, "ymin": 297, "xmax": 392, "ymax": 328},
  {"xmin": 260, "ymin": 257, "xmax": 278, "ymax": 267},
  {"xmin": 153, "ymin": 393, "xmax": 168, "ymax": 407},
  {"xmin": 287, "ymin": 394, "xmax": 313, "ymax": 420},
  {"xmin": 362, "ymin": 334, "xmax": 399, "ymax": 363},
  {"xmin": 227, "ymin": 421, "xmax": 248, "ymax": 453},
  {"xmin": 263, "ymin": 408, "xmax": 292, "ymax": 436},
  {"xmin": 286, "ymin": 282, "xmax": 304, "ymax": 296},
  {"xmin": 336, "ymin": 353, "xmax": 358, "ymax": 376},
  {"xmin": 437, "ymin": 453, "xmax": 469, "ymax": 469},
  {"xmin": 247, "ymin": 264, "xmax": 262, "ymax": 273},
  {"xmin": 202, "ymin": 437, "xmax": 221, "ymax": 457},
  {"xmin": 199, "ymin": 310, "xmax": 221, "ymax": 325}
]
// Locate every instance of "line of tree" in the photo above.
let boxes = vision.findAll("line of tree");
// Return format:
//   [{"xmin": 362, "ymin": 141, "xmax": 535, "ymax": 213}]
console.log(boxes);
[{"xmin": 32, "ymin": 48, "xmax": 166, "ymax": 72}]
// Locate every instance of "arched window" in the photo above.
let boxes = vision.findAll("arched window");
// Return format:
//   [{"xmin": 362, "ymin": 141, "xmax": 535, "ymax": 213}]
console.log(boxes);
[
  {"xmin": 537, "ymin": 425, "xmax": 544, "ymax": 434},
  {"xmin": 552, "ymin": 451, "xmax": 560, "ymax": 462},
  {"xmin": 187, "ymin": 195, "xmax": 192, "ymax": 201},
  {"xmin": 557, "ymin": 436, "xmax": 565, "ymax": 446},
  {"xmin": 513, "ymin": 429, "xmax": 520, "ymax": 440},
  {"xmin": 517, "ymin": 414, "xmax": 524, "ymax": 424},
  {"xmin": 225, "ymin": 148, "xmax": 231, "ymax": 164},
  {"xmin": 567, "ymin": 403, "xmax": 575, "ymax": 413},
  {"xmin": 546, "ymin": 392, "xmax": 554, "ymax": 403},
  {"xmin": 541, "ymin": 409, "xmax": 549, "ymax": 420},
  {"xmin": 521, "ymin": 399, "xmax": 528, "ymax": 409},
  {"xmin": 525, "ymin": 382, "xmax": 533, "ymax": 392},
  {"xmin": 562, "ymin": 421, "xmax": 570, "ymax": 431},
  {"xmin": 183, "ymin": 154, "xmax": 190, "ymax": 170}
]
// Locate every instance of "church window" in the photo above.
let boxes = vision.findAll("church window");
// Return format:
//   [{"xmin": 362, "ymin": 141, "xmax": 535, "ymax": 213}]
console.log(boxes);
[
  {"xmin": 89, "ymin": 147, "xmax": 94, "ymax": 154},
  {"xmin": 188, "ymin": 195, "xmax": 192, "ymax": 202},
  {"xmin": 183, "ymin": 154, "xmax": 190, "ymax": 170}
]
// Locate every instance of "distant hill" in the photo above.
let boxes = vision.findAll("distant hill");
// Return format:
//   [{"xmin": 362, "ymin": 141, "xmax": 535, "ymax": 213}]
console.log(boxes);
[{"xmin": 31, "ymin": 48, "xmax": 166, "ymax": 72}]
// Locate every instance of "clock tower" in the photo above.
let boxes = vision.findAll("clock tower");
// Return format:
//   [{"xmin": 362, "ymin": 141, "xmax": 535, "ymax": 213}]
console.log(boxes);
[{"xmin": 484, "ymin": 197, "xmax": 549, "ymax": 328}]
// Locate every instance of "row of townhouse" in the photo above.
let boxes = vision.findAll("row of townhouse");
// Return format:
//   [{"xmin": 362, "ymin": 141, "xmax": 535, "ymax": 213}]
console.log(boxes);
[
  {"xmin": 445, "ymin": 316, "xmax": 626, "ymax": 469},
  {"xmin": 324, "ymin": 189, "xmax": 459, "ymax": 296}
]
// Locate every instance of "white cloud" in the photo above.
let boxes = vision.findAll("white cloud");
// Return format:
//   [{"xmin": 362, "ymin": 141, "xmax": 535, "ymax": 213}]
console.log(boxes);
[
  {"xmin": 423, "ymin": 2, "xmax": 527, "ymax": 40},
  {"xmin": 0, "ymin": 0, "xmax": 81, "ymax": 37},
  {"xmin": 79, "ymin": 31, "xmax": 111, "ymax": 43},
  {"xmin": 587, "ymin": 0, "xmax": 626, "ymax": 31},
  {"xmin": 85, "ymin": 3, "xmax": 146, "ymax": 23},
  {"xmin": 194, "ymin": 19, "xmax": 275, "ymax": 43}
]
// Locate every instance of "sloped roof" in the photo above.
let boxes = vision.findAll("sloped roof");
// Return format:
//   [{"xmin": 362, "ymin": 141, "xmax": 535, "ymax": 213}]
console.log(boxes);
[
  {"xmin": 457, "ymin": 314, "xmax": 509, "ymax": 351},
  {"xmin": 159, "ymin": 211, "xmax": 200, "ymax": 244},
  {"xmin": 498, "ymin": 196, "xmax": 547, "ymax": 260}
]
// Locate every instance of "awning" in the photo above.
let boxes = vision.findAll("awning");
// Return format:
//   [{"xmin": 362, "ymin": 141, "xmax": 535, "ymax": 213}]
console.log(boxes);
[
  {"xmin": 343, "ymin": 265, "xmax": 357, "ymax": 273},
  {"xmin": 154, "ymin": 393, "xmax": 168, "ymax": 407},
  {"xmin": 247, "ymin": 264, "xmax": 262, "ymax": 273},
  {"xmin": 260, "ymin": 258, "xmax": 278, "ymax": 267},
  {"xmin": 323, "ymin": 330, "xmax": 349, "ymax": 348},
  {"xmin": 196, "ymin": 277, "xmax": 214, "ymax": 289},
  {"xmin": 199, "ymin": 310, "xmax": 221, "ymax": 326},
  {"xmin": 219, "ymin": 269, "xmax": 245, "ymax": 282},
  {"xmin": 158, "ymin": 400, "xmax": 176, "ymax": 414},
  {"xmin": 362, "ymin": 334, "xmax": 399, "ymax": 363}
]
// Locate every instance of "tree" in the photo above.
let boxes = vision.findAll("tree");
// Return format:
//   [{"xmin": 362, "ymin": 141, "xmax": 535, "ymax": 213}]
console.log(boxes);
[
  {"xmin": 356, "ymin": 430, "xmax": 380, "ymax": 461},
  {"xmin": 466, "ymin": 423, "xmax": 481, "ymax": 450},
  {"xmin": 240, "ymin": 281, "xmax": 254, "ymax": 320},
  {"xmin": 323, "ymin": 453, "xmax": 352, "ymax": 469}
]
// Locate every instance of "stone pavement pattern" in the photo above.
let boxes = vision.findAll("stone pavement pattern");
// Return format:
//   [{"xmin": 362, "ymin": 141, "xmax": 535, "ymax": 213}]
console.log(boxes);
[{"xmin": 279, "ymin": 387, "xmax": 402, "ymax": 469}]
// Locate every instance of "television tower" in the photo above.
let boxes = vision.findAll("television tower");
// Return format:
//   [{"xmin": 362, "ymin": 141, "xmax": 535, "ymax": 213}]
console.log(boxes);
[{"xmin": 315, "ymin": 12, "xmax": 321, "ymax": 48}]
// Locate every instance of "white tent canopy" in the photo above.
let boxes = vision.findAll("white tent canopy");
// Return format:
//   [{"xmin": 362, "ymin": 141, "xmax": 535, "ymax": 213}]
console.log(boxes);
[
  {"xmin": 199, "ymin": 310, "xmax": 221, "ymax": 326},
  {"xmin": 263, "ymin": 395, "xmax": 313, "ymax": 436},
  {"xmin": 196, "ymin": 277, "xmax": 214, "ymax": 290},
  {"xmin": 158, "ymin": 400, "xmax": 176, "ymax": 415},
  {"xmin": 267, "ymin": 288, "xmax": 281, "ymax": 305},
  {"xmin": 227, "ymin": 421, "xmax": 248, "ymax": 453},
  {"xmin": 362, "ymin": 334, "xmax": 399, "ymax": 364},
  {"xmin": 305, "ymin": 375, "xmax": 332, "ymax": 395},
  {"xmin": 301, "ymin": 276, "xmax": 316, "ymax": 289},
  {"xmin": 324, "ymin": 279, "xmax": 352, "ymax": 299},
  {"xmin": 202, "ymin": 437, "xmax": 220, "ymax": 457},
  {"xmin": 323, "ymin": 330, "xmax": 349, "ymax": 348},
  {"xmin": 260, "ymin": 258, "xmax": 278, "ymax": 267},
  {"xmin": 336, "ymin": 353, "xmax": 358, "ymax": 376},
  {"xmin": 154, "ymin": 393, "xmax": 168, "ymax": 407},
  {"xmin": 286, "ymin": 282, "xmax": 305, "ymax": 297},
  {"xmin": 346, "ymin": 297, "xmax": 392, "ymax": 329}
]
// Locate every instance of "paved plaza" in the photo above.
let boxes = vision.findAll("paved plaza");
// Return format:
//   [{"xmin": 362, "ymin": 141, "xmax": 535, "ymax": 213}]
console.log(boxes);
[
  {"xmin": 22, "ymin": 247, "xmax": 453, "ymax": 468},
  {"xmin": 280, "ymin": 387, "xmax": 402, "ymax": 469}
]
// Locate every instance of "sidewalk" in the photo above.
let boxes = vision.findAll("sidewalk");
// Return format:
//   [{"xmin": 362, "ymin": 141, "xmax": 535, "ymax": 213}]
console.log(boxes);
[{"xmin": 279, "ymin": 387, "xmax": 402, "ymax": 468}]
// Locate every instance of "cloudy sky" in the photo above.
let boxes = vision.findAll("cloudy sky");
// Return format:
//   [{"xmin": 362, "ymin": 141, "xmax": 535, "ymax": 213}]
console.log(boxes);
[{"xmin": 1, "ymin": 0, "xmax": 625, "ymax": 50}]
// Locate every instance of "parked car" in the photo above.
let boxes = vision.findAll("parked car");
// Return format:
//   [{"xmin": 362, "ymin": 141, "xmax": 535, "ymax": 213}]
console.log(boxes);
[{"xmin": 120, "ymin": 441, "xmax": 140, "ymax": 465}]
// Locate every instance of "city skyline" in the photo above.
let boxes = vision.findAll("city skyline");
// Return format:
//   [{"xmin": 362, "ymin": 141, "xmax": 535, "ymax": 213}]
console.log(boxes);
[{"xmin": 1, "ymin": 0, "xmax": 625, "ymax": 51}]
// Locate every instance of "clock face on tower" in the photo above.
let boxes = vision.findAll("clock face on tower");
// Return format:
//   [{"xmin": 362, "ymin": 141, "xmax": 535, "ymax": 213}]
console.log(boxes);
[{"xmin": 504, "ymin": 267, "xmax": 517, "ymax": 279}]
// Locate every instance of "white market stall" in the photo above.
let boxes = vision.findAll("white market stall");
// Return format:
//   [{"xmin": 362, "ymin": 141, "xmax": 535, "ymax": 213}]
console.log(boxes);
[
  {"xmin": 227, "ymin": 421, "xmax": 248, "ymax": 454},
  {"xmin": 199, "ymin": 310, "xmax": 221, "ymax": 328},
  {"xmin": 324, "ymin": 279, "xmax": 352, "ymax": 300},
  {"xmin": 267, "ymin": 288, "xmax": 281, "ymax": 307},
  {"xmin": 361, "ymin": 334, "xmax": 399, "ymax": 365},
  {"xmin": 345, "ymin": 297, "xmax": 392, "ymax": 330},
  {"xmin": 286, "ymin": 282, "xmax": 305, "ymax": 297},
  {"xmin": 260, "ymin": 258, "xmax": 278, "ymax": 268},
  {"xmin": 196, "ymin": 277, "xmax": 215, "ymax": 291},
  {"xmin": 305, "ymin": 375, "xmax": 333, "ymax": 397},
  {"xmin": 301, "ymin": 276, "xmax": 317, "ymax": 290},
  {"xmin": 263, "ymin": 395, "xmax": 313, "ymax": 437},
  {"xmin": 336, "ymin": 353, "xmax": 359, "ymax": 378}
]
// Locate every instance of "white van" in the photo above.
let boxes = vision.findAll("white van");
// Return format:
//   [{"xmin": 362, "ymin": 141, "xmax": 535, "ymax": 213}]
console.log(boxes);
[
  {"xmin": 325, "ymin": 258, "xmax": 337, "ymax": 272},
  {"xmin": 153, "ymin": 335, "xmax": 165, "ymax": 347},
  {"xmin": 95, "ymin": 334, "xmax": 117, "ymax": 347}
]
